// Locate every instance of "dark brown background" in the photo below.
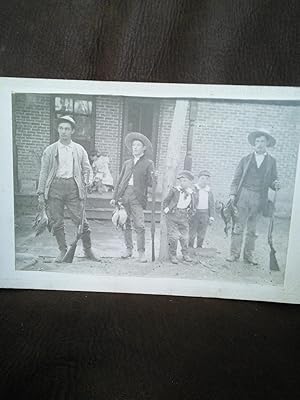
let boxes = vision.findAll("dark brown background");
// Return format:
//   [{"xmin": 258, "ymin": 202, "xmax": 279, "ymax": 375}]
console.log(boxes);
[{"xmin": 0, "ymin": 1, "xmax": 299, "ymax": 399}]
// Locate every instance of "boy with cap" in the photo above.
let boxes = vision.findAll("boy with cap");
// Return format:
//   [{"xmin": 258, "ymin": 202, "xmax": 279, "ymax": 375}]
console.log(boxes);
[
  {"xmin": 189, "ymin": 170, "xmax": 215, "ymax": 248},
  {"xmin": 37, "ymin": 115, "xmax": 98, "ymax": 263},
  {"xmin": 163, "ymin": 170, "xmax": 194, "ymax": 264}
]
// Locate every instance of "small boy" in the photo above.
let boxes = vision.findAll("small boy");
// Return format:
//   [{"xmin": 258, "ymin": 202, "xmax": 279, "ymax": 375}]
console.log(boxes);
[
  {"xmin": 189, "ymin": 170, "xmax": 215, "ymax": 248},
  {"xmin": 163, "ymin": 170, "xmax": 194, "ymax": 264},
  {"xmin": 90, "ymin": 151, "xmax": 114, "ymax": 193}
]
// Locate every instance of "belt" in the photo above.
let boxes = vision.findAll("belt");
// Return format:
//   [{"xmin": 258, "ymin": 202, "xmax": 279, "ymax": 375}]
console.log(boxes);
[{"xmin": 54, "ymin": 176, "xmax": 74, "ymax": 180}]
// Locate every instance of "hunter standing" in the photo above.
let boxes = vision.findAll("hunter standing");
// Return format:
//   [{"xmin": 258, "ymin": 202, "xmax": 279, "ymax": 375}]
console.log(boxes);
[
  {"xmin": 110, "ymin": 132, "xmax": 156, "ymax": 263},
  {"xmin": 37, "ymin": 115, "xmax": 98, "ymax": 262},
  {"xmin": 226, "ymin": 129, "xmax": 280, "ymax": 265}
]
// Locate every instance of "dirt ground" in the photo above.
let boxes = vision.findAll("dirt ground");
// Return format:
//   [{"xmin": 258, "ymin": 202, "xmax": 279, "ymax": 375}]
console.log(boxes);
[{"xmin": 14, "ymin": 212, "xmax": 289, "ymax": 286}]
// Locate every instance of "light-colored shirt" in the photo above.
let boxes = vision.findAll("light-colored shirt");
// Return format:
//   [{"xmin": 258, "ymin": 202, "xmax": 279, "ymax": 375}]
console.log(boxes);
[
  {"xmin": 56, "ymin": 141, "xmax": 74, "ymax": 178},
  {"xmin": 176, "ymin": 187, "xmax": 192, "ymax": 209},
  {"xmin": 196, "ymin": 185, "xmax": 210, "ymax": 210},
  {"xmin": 254, "ymin": 152, "xmax": 267, "ymax": 168},
  {"xmin": 128, "ymin": 154, "xmax": 144, "ymax": 186}
]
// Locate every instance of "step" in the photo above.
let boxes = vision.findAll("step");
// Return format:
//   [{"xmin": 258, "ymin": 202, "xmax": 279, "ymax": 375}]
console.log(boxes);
[{"xmin": 84, "ymin": 208, "xmax": 161, "ymax": 223}]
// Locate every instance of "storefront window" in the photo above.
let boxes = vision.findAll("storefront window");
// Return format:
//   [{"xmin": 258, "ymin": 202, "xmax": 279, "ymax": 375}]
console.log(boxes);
[{"xmin": 52, "ymin": 95, "xmax": 95, "ymax": 154}]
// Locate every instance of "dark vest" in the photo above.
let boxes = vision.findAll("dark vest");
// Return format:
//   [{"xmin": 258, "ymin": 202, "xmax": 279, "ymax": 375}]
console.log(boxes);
[{"xmin": 243, "ymin": 155, "xmax": 267, "ymax": 192}]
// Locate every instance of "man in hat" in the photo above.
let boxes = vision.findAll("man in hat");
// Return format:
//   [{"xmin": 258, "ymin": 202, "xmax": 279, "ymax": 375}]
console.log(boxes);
[
  {"xmin": 163, "ymin": 170, "xmax": 194, "ymax": 264},
  {"xmin": 37, "ymin": 115, "xmax": 98, "ymax": 262},
  {"xmin": 226, "ymin": 129, "xmax": 280, "ymax": 265},
  {"xmin": 189, "ymin": 169, "xmax": 215, "ymax": 248},
  {"xmin": 110, "ymin": 132, "xmax": 157, "ymax": 263}
]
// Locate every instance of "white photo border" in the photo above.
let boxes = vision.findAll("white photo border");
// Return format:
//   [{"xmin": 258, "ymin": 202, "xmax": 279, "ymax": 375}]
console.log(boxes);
[{"xmin": 0, "ymin": 77, "xmax": 299, "ymax": 304}]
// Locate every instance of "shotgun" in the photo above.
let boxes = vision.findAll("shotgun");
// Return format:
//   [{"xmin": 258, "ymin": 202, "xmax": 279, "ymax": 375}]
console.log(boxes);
[
  {"xmin": 62, "ymin": 178, "xmax": 89, "ymax": 263},
  {"xmin": 151, "ymin": 171, "xmax": 157, "ymax": 262},
  {"xmin": 268, "ymin": 190, "xmax": 280, "ymax": 271}
]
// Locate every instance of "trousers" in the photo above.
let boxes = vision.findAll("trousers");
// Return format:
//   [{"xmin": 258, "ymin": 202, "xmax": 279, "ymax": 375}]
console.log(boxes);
[
  {"xmin": 122, "ymin": 186, "xmax": 145, "ymax": 252},
  {"xmin": 166, "ymin": 209, "xmax": 189, "ymax": 256},
  {"xmin": 47, "ymin": 177, "xmax": 91, "ymax": 250},
  {"xmin": 230, "ymin": 187, "xmax": 261, "ymax": 258},
  {"xmin": 189, "ymin": 210, "xmax": 209, "ymax": 248}
]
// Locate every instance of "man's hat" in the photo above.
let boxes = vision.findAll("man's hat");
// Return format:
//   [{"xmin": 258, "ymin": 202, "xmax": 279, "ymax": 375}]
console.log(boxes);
[
  {"xmin": 125, "ymin": 132, "xmax": 153, "ymax": 158},
  {"xmin": 177, "ymin": 170, "xmax": 194, "ymax": 181},
  {"xmin": 198, "ymin": 169, "xmax": 211, "ymax": 178},
  {"xmin": 248, "ymin": 129, "xmax": 276, "ymax": 147},
  {"xmin": 57, "ymin": 115, "xmax": 76, "ymax": 128}
]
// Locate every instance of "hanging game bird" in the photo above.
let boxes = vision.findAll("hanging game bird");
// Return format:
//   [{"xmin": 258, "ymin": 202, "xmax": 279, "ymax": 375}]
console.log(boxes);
[
  {"xmin": 216, "ymin": 199, "xmax": 239, "ymax": 237},
  {"xmin": 112, "ymin": 204, "xmax": 128, "ymax": 230},
  {"xmin": 32, "ymin": 206, "xmax": 49, "ymax": 236}
]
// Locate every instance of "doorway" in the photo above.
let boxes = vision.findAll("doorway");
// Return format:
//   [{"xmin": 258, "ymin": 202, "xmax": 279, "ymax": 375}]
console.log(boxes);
[{"xmin": 121, "ymin": 98, "xmax": 160, "ymax": 166}]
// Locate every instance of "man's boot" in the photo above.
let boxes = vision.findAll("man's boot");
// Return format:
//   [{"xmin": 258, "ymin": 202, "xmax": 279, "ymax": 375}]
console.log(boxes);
[
  {"xmin": 54, "ymin": 230, "xmax": 67, "ymax": 263},
  {"xmin": 182, "ymin": 254, "xmax": 193, "ymax": 262},
  {"xmin": 226, "ymin": 254, "xmax": 239, "ymax": 262},
  {"xmin": 81, "ymin": 230, "xmax": 99, "ymax": 261},
  {"xmin": 170, "ymin": 255, "xmax": 178, "ymax": 264},
  {"xmin": 121, "ymin": 248, "xmax": 133, "ymax": 259},
  {"xmin": 138, "ymin": 251, "xmax": 147, "ymax": 263},
  {"xmin": 243, "ymin": 254, "xmax": 258, "ymax": 265}
]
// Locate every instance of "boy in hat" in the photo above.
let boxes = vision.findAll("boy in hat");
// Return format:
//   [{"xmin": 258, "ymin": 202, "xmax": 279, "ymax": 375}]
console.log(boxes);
[
  {"xmin": 189, "ymin": 170, "xmax": 215, "ymax": 248},
  {"xmin": 37, "ymin": 116, "xmax": 98, "ymax": 262},
  {"xmin": 226, "ymin": 129, "xmax": 280, "ymax": 265},
  {"xmin": 163, "ymin": 170, "xmax": 194, "ymax": 264},
  {"xmin": 110, "ymin": 132, "xmax": 157, "ymax": 263}
]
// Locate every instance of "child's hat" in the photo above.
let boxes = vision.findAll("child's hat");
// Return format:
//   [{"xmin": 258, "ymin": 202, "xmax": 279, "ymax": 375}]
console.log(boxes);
[
  {"xmin": 198, "ymin": 169, "xmax": 211, "ymax": 177},
  {"xmin": 177, "ymin": 170, "xmax": 194, "ymax": 181}
]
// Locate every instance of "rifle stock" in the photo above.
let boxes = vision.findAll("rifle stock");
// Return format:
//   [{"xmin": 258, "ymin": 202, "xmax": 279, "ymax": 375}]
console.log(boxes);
[
  {"xmin": 268, "ymin": 191, "xmax": 280, "ymax": 271},
  {"xmin": 151, "ymin": 171, "xmax": 157, "ymax": 262},
  {"xmin": 62, "ymin": 173, "xmax": 89, "ymax": 263}
]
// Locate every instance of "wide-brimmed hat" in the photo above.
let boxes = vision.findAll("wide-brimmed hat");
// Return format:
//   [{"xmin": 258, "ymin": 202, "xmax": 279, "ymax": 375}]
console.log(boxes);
[
  {"xmin": 177, "ymin": 170, "xmax": 194, "ymax": 181},
  {"xmin": 125, "ymin": 132, "xmax": 153, "ymax": 158},
  {"xmin": 248, "ymin": 129, "xmax": 276, "ymax": 147},
  {"xmin": 198, "ymin": 169, "xmax": 211, "ymax": 178},
  {"xmin": 57, "ymin": 115, "xmax": 76, "ymax": 128}
]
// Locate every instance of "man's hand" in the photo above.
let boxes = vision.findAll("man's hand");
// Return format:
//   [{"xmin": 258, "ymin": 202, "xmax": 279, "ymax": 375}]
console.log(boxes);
[
  {"xmin": 229, "ymin": 194, "xmax": 236, "ymax": 203},
  {"xmin": 273, "ymin": 180, "xmax": 280, "ymax": 191},
  {"xmin": 209, "ymin": 217, "xmax": 215, "ymax": 225},
  {"xmin": 110, "ymin": 199, "xmax": 116, "ymax": 207},
  {"xmin": 37, "ymin": 194, "xmax": 46, "ymax": 209}
]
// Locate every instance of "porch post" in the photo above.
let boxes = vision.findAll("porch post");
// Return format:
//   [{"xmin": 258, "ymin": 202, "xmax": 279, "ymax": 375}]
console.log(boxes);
[
  {"xmin": 184, "ymin": 101, "xmax": 198, "ymax": 171},
  {"xmin": 159, "ymin": 100, "xmax": 189, "ymax": 261}
]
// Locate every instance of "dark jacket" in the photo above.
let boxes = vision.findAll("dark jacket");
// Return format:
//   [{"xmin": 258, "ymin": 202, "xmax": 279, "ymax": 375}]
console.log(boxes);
[
  {"xmin": 163, "ymin": 186, "xmax": 195, "ymax": 214},
  {"xmin": 193, "ymin": 185, "xmax": 215, "ymax": 218},
  {"xmin": 113, "ymin": 155, "xmax": 154, "ymax": 209},
  {"xmin": 230, "ymin": 152, "xmax": 278, "ymax": 212}
]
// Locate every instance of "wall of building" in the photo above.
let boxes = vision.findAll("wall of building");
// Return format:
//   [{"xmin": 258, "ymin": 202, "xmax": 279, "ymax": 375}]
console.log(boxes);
[{"xmin": 14, "ymin": 93, "xmax": 51, "ymax": 193}]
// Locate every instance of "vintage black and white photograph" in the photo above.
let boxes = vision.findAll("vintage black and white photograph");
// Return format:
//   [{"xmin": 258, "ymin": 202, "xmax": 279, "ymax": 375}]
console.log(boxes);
[
  {"xmin": 0, "ymin": 78, "xmax": 299, "ymax": 303},
  {"xmin": 10, "ymin": 84, "xmax": 300, "ymax": 286}
]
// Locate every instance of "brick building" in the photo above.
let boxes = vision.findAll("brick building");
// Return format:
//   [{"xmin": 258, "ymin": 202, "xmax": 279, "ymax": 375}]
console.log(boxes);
[{"xmin": 13, "ymin": 93, "xmax": 300, "ymax": 216}]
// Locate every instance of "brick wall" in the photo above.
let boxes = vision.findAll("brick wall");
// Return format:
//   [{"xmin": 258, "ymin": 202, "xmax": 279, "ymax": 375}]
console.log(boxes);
[
  {"xmin": 94, "ymin": 96, "xmax": 123, "ymax": 183},
  {"xmin": 156, "ymin": 99, "xmax": 300, "ymax": 216},
  {"xmin": 14, "ymin": 93, "xmax": 51, "ymax": 192}
]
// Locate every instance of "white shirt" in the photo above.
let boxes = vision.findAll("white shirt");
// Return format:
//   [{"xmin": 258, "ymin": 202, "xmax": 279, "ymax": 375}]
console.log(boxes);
[
  {"xmin": 176, "ymin": 187, "xmax": 193, "ymax": 209},
  {"xmin": 56, "ymin": 141, "xmax": 74, "ymax": 178},
  {"xmin": 254, "ymin": 152, "xmax": 267, "ymax": 168},
  {"xmin": 128, "ymin": 154, "xmax": 143, "ymax": 186},
  {"xmin": 196, "ymin": 185, "xmax": 210, "ymax": 210}
]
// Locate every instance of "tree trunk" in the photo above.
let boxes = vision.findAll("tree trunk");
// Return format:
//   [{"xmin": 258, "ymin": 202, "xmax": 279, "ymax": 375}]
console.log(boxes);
[{"xmin": 159, "ymin": 100, "xmax": 189, "ymax": 261}]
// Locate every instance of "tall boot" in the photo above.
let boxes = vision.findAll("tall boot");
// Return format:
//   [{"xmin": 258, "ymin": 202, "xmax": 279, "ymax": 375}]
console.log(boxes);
[
  {"xmin": 54, "ymin": 229, "xmax": 67, "ymax": 263},
  {"xmin": 81, "ymin": 230, "xmax": 99, "ymax": 261}
]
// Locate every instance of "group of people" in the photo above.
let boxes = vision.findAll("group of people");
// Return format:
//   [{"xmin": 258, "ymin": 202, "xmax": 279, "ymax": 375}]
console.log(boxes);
[{"xmin": 37, "ymin": 115, "xmax": 280, "ymax": 265}]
